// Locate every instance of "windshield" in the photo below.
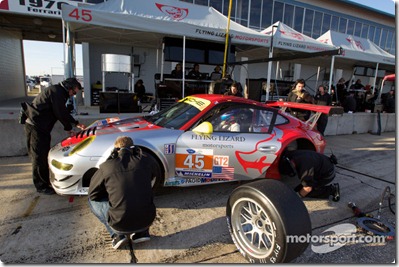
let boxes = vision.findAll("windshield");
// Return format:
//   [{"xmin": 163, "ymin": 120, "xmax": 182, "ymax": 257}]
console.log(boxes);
[{"xmin": 145, "ymin": 101, "xmax": 201, "ymax": 129}]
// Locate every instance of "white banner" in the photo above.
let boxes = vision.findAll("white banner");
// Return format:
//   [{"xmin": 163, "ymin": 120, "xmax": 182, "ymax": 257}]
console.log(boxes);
[{"xmin": 0, "ymin": 0, "xmax": 79, "ymax": 18}]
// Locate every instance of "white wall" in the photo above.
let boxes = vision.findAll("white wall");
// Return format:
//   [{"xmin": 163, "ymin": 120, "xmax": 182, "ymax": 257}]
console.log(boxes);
[{"xmin": 0, "ymin": 29, "xmax": 25, "ymax": 100}]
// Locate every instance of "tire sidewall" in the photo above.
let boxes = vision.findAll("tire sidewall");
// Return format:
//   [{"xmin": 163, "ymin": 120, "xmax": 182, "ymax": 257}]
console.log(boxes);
[{"xmin": 227, "ymin": 187, "xmax": 288, "ymax": 263}]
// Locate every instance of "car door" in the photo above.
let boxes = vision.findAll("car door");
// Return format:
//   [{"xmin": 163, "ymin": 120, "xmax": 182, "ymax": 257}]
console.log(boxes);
[{"xmin": 174, "ymin": 104, "xmax": 284, "ymax": 185}]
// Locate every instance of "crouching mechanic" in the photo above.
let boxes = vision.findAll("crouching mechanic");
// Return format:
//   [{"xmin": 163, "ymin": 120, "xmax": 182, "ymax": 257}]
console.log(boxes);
[
  {"xmin": 88, "ymin": 136, "xmax": 156, "ymax": 249},
  {"xmin": 279, "ymin": 150, "xmax": 340, "ymax": 202}
]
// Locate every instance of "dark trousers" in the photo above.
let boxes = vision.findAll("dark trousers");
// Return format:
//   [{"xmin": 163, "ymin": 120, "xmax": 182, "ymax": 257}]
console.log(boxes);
[
  {"xmin": 317, "ymin": 114, "xmax": 328, "ymax": 136},
  {"xmin": 25, "ymin": 123, "xmax": 52, "ymax": 190}
]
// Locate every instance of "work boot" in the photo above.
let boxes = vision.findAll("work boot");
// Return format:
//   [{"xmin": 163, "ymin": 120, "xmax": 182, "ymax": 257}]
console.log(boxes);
[{"xmin": 331, "ymin": 183, "xmax": 340, "ymax": 202}]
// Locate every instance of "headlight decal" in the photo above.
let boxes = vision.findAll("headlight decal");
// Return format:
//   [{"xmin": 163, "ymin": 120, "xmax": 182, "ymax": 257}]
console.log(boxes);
[
  {"xmin": 68, "ymin": 136, "xmax": 96, "ymax": 156},
  {"xmin": 51, "ymin": 159, "xmax": 73, "ymax": 171}
]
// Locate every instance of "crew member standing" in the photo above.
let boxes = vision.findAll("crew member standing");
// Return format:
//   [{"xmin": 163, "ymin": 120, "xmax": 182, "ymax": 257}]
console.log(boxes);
[
  {"xmin": 314, "ymin": 85, "xmax": 332, "ymax": 136},
  {"xmin": 24, "ymin": 77, "xmax": 85, "ymax": 195},
  {"xmin": 287, "ymin": 79, "xmax": 315, "ymax": 121}
]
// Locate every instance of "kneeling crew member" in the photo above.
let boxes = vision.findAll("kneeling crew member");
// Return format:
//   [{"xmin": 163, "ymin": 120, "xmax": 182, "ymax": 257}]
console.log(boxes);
[
  {"xmin": 88, "ymin": 136, "xmax": 156, "ymax": 249},
  {"xmin": 279, "ymin": 150, "xmax": 340, "ymax": 202}
]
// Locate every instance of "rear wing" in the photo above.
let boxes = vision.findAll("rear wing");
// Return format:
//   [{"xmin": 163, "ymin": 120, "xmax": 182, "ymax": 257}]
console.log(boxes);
[{"xmin": 266, "ymin": 101, "xmax": 344, "ymax": 130}]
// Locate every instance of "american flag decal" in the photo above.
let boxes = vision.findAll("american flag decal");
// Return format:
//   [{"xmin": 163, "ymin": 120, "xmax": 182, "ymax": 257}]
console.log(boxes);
[{"xmin": 212, "ymin": 166, "xmax": 234, "ymax": 180}]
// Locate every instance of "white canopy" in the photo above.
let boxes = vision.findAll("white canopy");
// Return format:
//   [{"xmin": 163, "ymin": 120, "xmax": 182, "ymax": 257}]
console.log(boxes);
[
  {"xmin": 61, "ymin": 0, "xmax": 270, "ymax": 48},
  {"xmin": 317, "ymin": 30, "xmax": 395, "ymax": 65},
  {"xmin": 261, "ymin": 21, "xmax": 337, "ymax": 53}
]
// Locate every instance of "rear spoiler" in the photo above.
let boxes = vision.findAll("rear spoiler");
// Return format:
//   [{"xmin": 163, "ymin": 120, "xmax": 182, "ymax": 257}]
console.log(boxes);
[{"xmin": 266, "ymin": 101, "xmax": 344, "ymax": 130}]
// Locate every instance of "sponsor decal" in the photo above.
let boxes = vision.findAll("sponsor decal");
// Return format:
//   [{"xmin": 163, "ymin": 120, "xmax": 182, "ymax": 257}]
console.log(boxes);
[
  {"xmin": 181, "ymin": 96, "xmax": 211, "ymax": 111},
  {"xmin": 155, "ymin": 3, "xmax": 188, "ymax": 21},
  {"xmin": 0, "ymin": 0, "xmax": 9, "ymax": 10},
  {"xmin": 164, "ymin": 144, "xmax": 175, "ymax": 155},
  {"xmin": 1, "ymin": 0, "xmax": 79, "ymax": 18}
]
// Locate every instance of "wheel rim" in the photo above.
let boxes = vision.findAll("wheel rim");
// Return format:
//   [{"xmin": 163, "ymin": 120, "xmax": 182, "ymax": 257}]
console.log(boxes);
[{"xmin": 231, "ymin": 197, "xmax": 275, "ymax": 259}]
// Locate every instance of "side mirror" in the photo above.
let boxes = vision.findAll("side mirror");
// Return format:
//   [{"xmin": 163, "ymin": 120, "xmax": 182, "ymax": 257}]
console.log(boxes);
[{"xmin": 192, "ymin": 121, "xmax": 213, "ymax": 134}]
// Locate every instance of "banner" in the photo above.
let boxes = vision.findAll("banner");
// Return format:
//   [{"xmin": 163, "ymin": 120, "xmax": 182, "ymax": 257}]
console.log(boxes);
[{"xmin": 0, "ymin": 0, "xmax": 79, "ymax": 18}]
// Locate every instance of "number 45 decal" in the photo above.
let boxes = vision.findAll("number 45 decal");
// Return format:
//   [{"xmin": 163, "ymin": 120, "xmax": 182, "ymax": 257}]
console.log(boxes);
[
  {"xmin": 184, "ymin": 154, "xmax": 205, "ymax": 169},
  {"xmin": 68, "ymin": 8, "xmax": 92, "ymax": 22}
]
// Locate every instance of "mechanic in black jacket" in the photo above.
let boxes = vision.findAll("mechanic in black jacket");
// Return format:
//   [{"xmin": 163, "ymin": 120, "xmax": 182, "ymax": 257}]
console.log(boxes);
[
  {"xmin": 279, "ymin": 150, "xmax": 340, "ymax": 202},
  {"xmin": 88, "ymin": 136, "xmax": 156, "ymax": 250},
  {"xmin": 24, "ymin": 77, "xmax": 85, "ymax": 195}
]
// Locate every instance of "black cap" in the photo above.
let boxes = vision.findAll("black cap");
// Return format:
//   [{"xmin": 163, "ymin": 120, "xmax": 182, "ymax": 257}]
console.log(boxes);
[{"xmin": 63, "ymin": 77, "xmax": 82, "ymax": 90}]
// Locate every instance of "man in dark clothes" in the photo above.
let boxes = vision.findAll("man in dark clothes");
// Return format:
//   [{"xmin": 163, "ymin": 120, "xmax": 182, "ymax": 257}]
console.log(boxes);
[
  {"xmin": 88, "ymin": 136, "xmax": 156, "ymax": 250},
  {"xmin": 24, "ymin": 77, "xmax": 85, "ymax": 195},
  {"xmin": 287, "ymin": 79, "xmax": 315, "ymax": 121},
  {"xmin": 279, "ymin": 150, "xmax": 340, "ymax": 202},
  {"xmin": 314, "ymin": 85, "xmax": 332, "ymax": 136}
]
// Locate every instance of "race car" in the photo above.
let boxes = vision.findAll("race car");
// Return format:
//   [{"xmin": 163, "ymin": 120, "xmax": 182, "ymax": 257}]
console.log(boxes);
[{"xmin": 49, "ymin": 94, "xmax": 342, "ymax": 195}]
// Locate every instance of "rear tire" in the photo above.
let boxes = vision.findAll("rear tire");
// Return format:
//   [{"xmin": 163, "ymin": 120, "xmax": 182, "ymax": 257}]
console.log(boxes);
[{"xmin": 226, "ymin": 179, "xmax": 311, "ymax": 263}]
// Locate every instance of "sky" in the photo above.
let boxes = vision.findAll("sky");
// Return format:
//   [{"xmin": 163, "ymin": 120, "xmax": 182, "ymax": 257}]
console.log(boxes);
[{"xmin": 23, "ymin": 0, "xmax": 396, "ymax": 77}]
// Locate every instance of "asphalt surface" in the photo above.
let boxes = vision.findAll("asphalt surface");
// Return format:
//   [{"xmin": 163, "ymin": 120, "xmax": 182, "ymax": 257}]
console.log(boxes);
[{"xmin": 0, "ymin": 131, "xmax": 396, "ymax": 264}]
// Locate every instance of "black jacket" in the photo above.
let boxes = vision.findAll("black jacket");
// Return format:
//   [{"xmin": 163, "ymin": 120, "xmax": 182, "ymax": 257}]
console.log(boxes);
[
  {"xmin": 88, "ymin": 148, "xmax": 156, "ymax": 233},
  {"xmin": 286, "ymin": 150, "xmax": 334, "ymax": 187},
  {"xmin": 26, "ymin": 83, "xmax": 78, "ymax": 132}
]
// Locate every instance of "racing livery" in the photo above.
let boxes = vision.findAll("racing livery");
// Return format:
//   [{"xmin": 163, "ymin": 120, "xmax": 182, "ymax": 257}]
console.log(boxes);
[{"xmin": 49, "ymin": 94, "xmax": 342, "ymax": 195}]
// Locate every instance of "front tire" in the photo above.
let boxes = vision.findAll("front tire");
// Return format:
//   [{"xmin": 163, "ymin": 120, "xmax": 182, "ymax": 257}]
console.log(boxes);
[
  {"xmin": 142, "ymin": 152, "xmax": 163, "ymax": 193},
  {"xmin": 226, "ymin": 179, "xmax": 311, "ymax": 263}
]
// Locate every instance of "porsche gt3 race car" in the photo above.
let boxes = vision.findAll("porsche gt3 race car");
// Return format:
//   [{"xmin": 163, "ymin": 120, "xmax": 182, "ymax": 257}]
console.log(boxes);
[{"xmin": 49, "ymin": 94, "xmax": 342, "ymax": 195}]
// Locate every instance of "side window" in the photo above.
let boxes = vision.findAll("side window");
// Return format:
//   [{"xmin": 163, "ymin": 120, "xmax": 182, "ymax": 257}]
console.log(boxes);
[
  {"xmin": 252, "ymin": 110, "xmax": 289, "ymax": 133},
  {"xmin": 210, "ymin": 107, "xmax": 254, "ymax": 133}
]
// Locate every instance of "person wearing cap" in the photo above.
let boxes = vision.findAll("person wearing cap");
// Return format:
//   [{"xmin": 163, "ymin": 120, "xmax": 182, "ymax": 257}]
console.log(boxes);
[
  {"xmin": 88, "ymin": 136, "xmax": 156, "ymax": 250},
  {"xmin": 24, "ymin": 77, "xmax": 86, "ymax": 195}
]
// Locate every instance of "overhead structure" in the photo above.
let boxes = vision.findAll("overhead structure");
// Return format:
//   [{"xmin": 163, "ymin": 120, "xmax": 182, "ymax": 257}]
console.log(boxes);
[
  {"xmin": 61, "ymin": 0, "xmax": 270, "ymax": 48},
  {"xmin": 317, "ymin": 30, "xmax": 395, "ymax": 91},
  {"xmin": 263, "ymin": 21, "xmax": 338, "ymax": 100}
]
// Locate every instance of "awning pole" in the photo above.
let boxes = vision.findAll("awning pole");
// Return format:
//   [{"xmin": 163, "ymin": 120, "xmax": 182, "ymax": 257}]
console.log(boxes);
[
  {"xmin": 372, "ymin": 63, "xmax": 379, "ymax": 95},
  {"xmin": 328, "ymin": 56, "xmax": 335, "ymax": 94},
  {"xmin": 315, "ymin": 66, "xmax": 320, "ymax": 90},
  {"xmin": 182, "ymin": 36, "xmax": 186, "ymax": 98},
  {"xmin": 222, "ymin": 0, "xmax": 233, "ymax": 78},
  {"xmin": 266, "ymin": 25, "xmax": 277, "ymax": 102},
  {"xmin": 160, "ymin": 42, "xmax": 165, "ymax": 81}
]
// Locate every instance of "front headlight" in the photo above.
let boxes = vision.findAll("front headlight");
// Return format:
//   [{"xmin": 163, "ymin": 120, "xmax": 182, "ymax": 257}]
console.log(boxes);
[
  {"xmin": 51, "ymin": 159, "xmax": 73, "ymax": 171},
  {"xmin": 68, "ymin": 136, "xmax": 96, "ymax": 156}
]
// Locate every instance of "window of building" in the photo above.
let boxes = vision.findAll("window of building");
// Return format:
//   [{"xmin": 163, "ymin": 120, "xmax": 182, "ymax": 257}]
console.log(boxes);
[
  {"xmin": 386, "ymin": 30, "xmax": 393, "ymax": 52},
  {"xmin": 347, "ymin": 20, "xmax": 355, "ymax": 35},
  {"xmin": 312, "ymin": 11, "xmax": 322, "ymax": 38},
  {"xmin": 338, "ymin": 18, "xmax": 347, "ymax": 33},
  {"xmin": 236, "ymin": 0, "xmax": 249, "ymax": 26},
  {"xmin": 380, "ymin": 28, "xmax": 388, "ymax": 49},
  {"xmin": 303, "ymin": 9, "xmax": 314, "ymax": 37},
  {"xmin": 361, "ymin": 24, "xmax": 369, "ymax": 39},
  {"xmin": 374, "ymin": 27, "xmax": 382, "ymax": 45},
  {"xmin": 294, "ymin": 6, "xmax": 304, "ymax": 32},
  {"xmin": 283, "ymin": 4, "xmax": 294, "ymax": 27},
  {"xmin": 273, "ymin": 1, "xmax": 284, "ymax": 23},
  {"xmin": 368, "ymin": 25, "xmax": 376, "ymax": 41},
  {"xmin": 249, "ymin": 0, "xmax": 262, "ymax": 28},
  {"xmin": 321, "ymin": 14, "xmax": 331, "ymax": 34},
  {"xmin": 194, "ymin": 0, "xmax": 208, "ymax": 6},
  {"xmin": 330, "ymin": 15, "xmax": 339, "ymax": 32},
  {"xmin": 261, "ymin": 0, "xmax": 273, "ymax": 28},
  {"xmin": 354, "ymin": 21, "xmax": 362, "ymax": 36},
  {"xmin": 210, "ymin": 0, "xmax": 223, "ymax": 12}
]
